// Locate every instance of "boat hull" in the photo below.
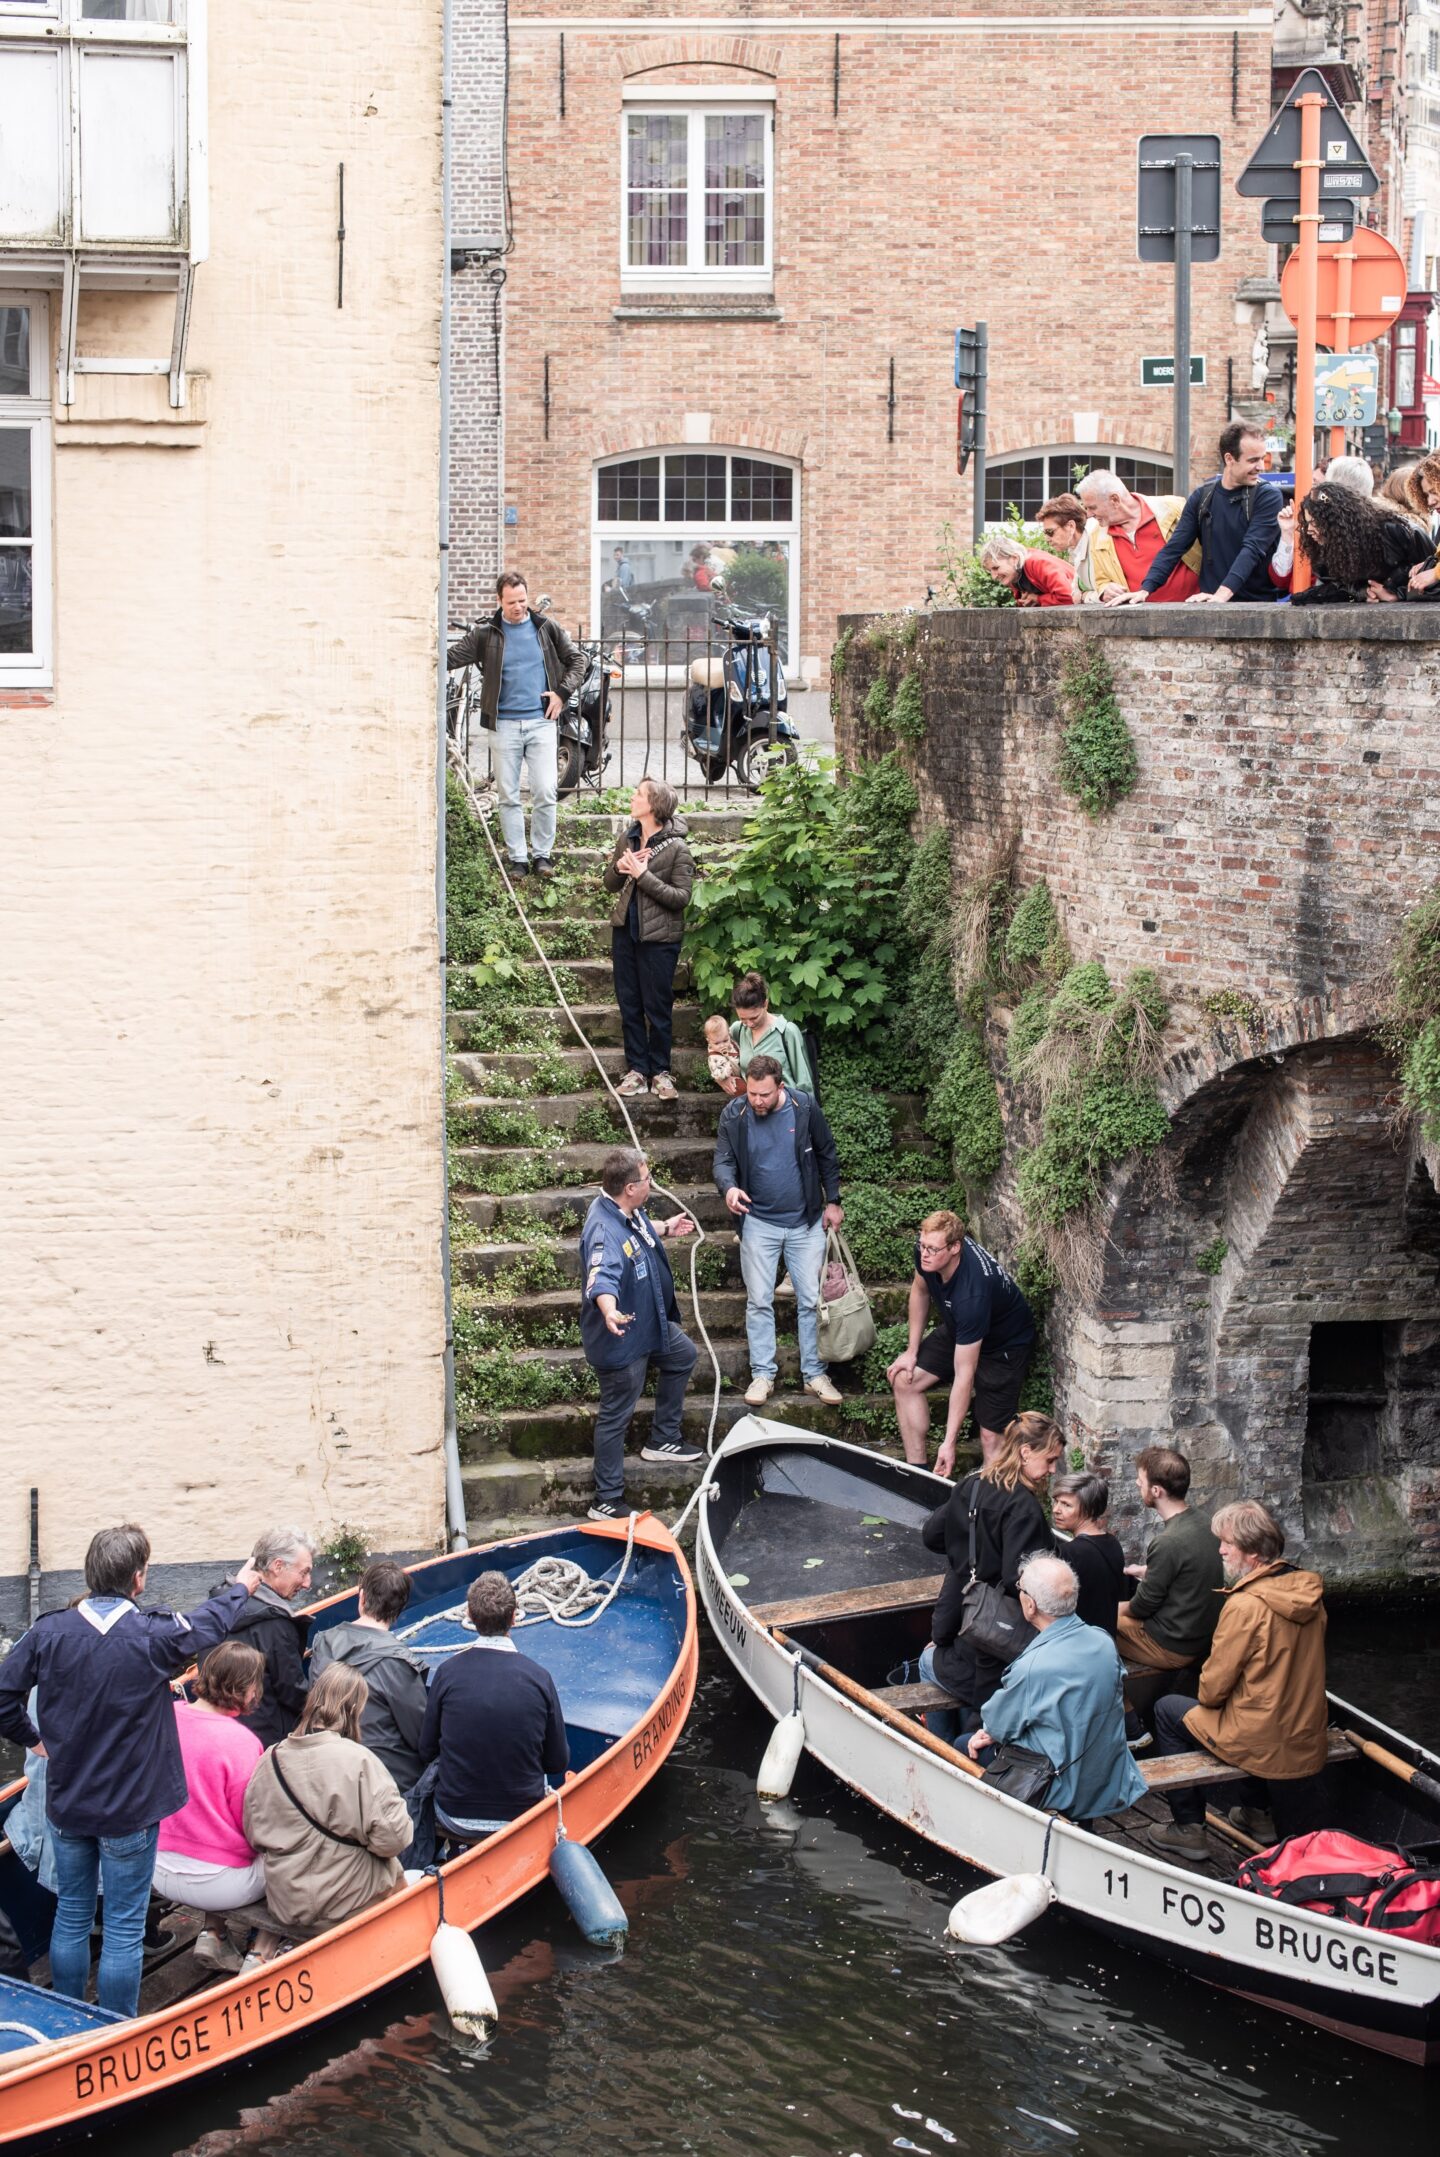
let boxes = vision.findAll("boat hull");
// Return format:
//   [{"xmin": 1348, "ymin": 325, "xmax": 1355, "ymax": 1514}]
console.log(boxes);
[
  {"xmin": 0, "ymin": 1514, "xmax": 697, "ymax": 2146},
  {"xmin": 696, "ymin": 1419, "xmax": 1440, "ymax": 2065}
]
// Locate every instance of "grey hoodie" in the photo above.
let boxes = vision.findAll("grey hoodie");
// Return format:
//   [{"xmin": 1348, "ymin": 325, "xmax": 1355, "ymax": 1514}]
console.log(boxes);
[{"xmin": 308, "ymin": 1621, "xmax": 429, "ymax": 1793}]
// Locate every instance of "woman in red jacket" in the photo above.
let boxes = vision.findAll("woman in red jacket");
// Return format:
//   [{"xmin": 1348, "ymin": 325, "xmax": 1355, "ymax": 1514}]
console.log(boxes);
[{"xmin": 980, "ymin": 532, "xmax": 1075, "ymax": 606}]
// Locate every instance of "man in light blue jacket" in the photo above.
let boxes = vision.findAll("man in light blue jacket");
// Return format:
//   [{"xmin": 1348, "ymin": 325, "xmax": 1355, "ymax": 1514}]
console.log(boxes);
[{"xmin": 968, "ymin": 1552, "xmax": 1147, "ymax": 1820}]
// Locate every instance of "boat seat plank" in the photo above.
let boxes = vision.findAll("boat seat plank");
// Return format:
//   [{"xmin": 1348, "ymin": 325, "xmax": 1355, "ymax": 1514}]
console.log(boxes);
[
  {"xmin": 1141, "ymin": 1729, "xmax": 1353, "ymax": 1792},
  {"xmin": 752, "ymin": 1573, "xmax": 944, "ymax": 1629},
  {"xmin": 870, "ymin": 1680, "xmax": 958, "ymax": 1713}
]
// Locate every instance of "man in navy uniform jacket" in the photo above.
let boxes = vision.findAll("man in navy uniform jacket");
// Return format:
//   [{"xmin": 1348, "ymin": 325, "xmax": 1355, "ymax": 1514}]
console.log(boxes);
[
  {"xmin": 579, "ymin": 1147, "xmax": 700, "ymax": 1520},
  {"xmin": 0, "ymin": 1524, "xmax": 261, "ymax": 2015}
]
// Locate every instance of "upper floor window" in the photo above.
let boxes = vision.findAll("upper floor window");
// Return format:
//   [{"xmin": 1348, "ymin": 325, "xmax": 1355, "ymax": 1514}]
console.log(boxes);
[
  {"xmin": 985, "ymin": 448, "xmax": 1174, "ymax": 524},
  {"xmin": 1429, "ymin": 26, "xmax": 1439, "ymax": 75},
  {"xmin": 0, "ymin": 291, "xmax": 52, "ymax": 687},
  {"xmin": 622, "ymin": 94, "xmax": 772, "ymax": 291}
]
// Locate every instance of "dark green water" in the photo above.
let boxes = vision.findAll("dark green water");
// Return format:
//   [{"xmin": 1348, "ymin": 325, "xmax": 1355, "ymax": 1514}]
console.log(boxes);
[{"xmin": 72, "ymin": 1601, "xmax": 1436, "ymax": 2157}]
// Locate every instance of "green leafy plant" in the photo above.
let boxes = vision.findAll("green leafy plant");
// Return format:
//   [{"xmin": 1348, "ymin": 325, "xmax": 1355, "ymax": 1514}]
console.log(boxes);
[
  {"xmin": 1057, "ymin": 639, "xmax": 1139, "ymax": 818},
  {"xmin": 1402, "ymin": 1018, "xmax": 1440, "ymax": 1143},
  {"xmin": 1384, "ymin": 883, "xmax": 1440, "ymax": 1140},
  {"xmin": 724, "ymin": 548, "xmax": 789, "ymax": 615},
  {"xmin": 1201, "ymin": 988, "xmax": 1263, "ymax": 1032},
  {"xmin": 892, "ymin": 671, "xmax": 926, "ymax": 745},
  {"xmin": 830, "ymin": 625, "xmax": 854, "ymax": 684},
  {"xmin": 863, "ymin": 675, "xmax": 894, "ymax": 732},
  {"xmin": 1003, "ymin": 879, "xmax": 1066, "ymax": 979},
  {"xmin": 1196, "ymin": 1235, "xmax": 1229, "ymax": 1276},
  {"xmin": 1007, "ymin": 984, "xmax": 1052, "ymax": 1081},
  {"xmin": 573, "ymin": 1102, "xmax": 625, "ymax": 1145},
  {"xmin": 926, "ymin": 1027, "xmax": 1003, "ymax": 1188},
  {"xmin": 319, "ymin": 1525, "xmax": 370, "ymax": 1583}
]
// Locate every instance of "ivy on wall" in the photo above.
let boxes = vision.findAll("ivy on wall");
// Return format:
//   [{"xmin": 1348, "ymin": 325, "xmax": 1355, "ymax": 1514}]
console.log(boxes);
[
  {"xmin": 1386, "ymin": 880, "xmax": 1440, "ymax": 1143},
  {"xmin": 1057, "ymin": 638, "xmax": 1140, "ymax": 818}
]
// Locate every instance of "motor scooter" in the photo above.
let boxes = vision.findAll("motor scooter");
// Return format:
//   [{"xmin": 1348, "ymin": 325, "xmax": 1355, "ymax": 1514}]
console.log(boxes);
[{"xmin": 683, "ymin": 606, "xmax": 799, "ymax": 788}]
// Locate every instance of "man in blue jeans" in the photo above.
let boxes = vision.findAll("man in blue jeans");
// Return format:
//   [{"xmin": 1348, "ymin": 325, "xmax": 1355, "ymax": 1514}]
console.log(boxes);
[
  {"xmin": 714, "ymin": 1055, "xmax": 845, "ymax": 1410},
  {"xmin": 0, "ymin": 1524, "xmax": 260, "ymax": 2017},
  {"xmin": 579, "ymin": 1147, "xmax": 703, "ymax": 1520},
  {"xmin": 446, "ymin": 571, "xmax": 583, "ymax": 877}
]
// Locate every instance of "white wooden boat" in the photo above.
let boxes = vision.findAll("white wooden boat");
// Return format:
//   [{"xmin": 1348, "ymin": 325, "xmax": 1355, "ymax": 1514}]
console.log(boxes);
[{"xmin": 696, "ymin": 1419, "xmax": 1440, "ymax": 2064}]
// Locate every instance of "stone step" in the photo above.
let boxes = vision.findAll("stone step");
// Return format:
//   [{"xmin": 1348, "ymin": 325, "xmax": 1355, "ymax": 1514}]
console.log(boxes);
[
  {"xmin": 454, "ymin": 1227, "xmax": 745, "ymax": 1285},
  {"xmin": 508, "ymin": 955, "xmax": 697, "ymax": 994},
  {"xmin": 457, "ymin": 1044, "xmax": 712, "ymax": 1088},
  {"xmin": 459, "ymin": 1389, "xmax": 925, "ymax": 1463},
  {"xmin": 534, "ymin": 842, "xmax": 743, "ymax": 874},
  {"xmin": 454, "ymin": 1005, "xmax": 711, "ymax": 1048},
  {"xmin": 463, "ymin": 1455, "xmax": 701, "ymax": 1526},
  {"xmin": 452, "ymin": 1180, "xmax": 728, "ymax": 1228},
  {"xmin": 452, "ymin": 1136, "xmax": 719, "ymax": 1187},
  {"xmin": 467, "ymin": 1281, "xmax": 915, "ymax": 1341},
  {"xmin": 449, "ymin": 1082, "xmax": 930, "ymax": 1137},
  {"xmin": 555, "ymin": 808, "xmax": 748, "ymax": 841}
]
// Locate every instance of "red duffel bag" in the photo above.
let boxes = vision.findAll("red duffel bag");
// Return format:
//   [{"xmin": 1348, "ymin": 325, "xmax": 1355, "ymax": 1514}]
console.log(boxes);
[{"xmin": 1238, "ymin": 1830, "xmax": 1440, "ymax": 1945}]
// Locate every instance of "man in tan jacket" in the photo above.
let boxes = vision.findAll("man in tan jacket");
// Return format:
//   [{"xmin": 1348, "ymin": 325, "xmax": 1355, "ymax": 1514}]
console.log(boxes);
[
  {"xmin": 1078, "ymin": 470, "xmax": 1201, "ymax": 603},
  {"xmin": 1146, "ymin": 1499, "xmax": 1329, "ymax": 1859}
]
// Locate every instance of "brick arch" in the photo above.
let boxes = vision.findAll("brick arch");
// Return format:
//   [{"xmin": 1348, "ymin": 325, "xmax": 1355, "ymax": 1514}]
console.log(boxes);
[
  {"xmin": 617, "ymin": 39, "xmax": 783, "ymax": 81},
  {"xmin": 986, "ymin": 415, "xmax": 1179, "ymax": 460},
  {"xmin": 588, "ymin": 424, "xmax": 809, "ymax": 464}
]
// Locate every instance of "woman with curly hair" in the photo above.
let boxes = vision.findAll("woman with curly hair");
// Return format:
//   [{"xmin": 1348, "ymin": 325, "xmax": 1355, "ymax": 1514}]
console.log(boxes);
[
  {"xmin": 1291, "ymin": 480, "xmax": 1432, "ymax": 605},
  {"xmin": 1404, "ymin": 453, "xmax": 1440, "ymax": 533}
]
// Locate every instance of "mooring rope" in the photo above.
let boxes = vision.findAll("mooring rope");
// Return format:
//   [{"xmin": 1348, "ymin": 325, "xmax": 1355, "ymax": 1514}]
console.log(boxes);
[
  {"xmin": 396, "ymin": 1515, "xmax": 641, "ymax": 1650},
  {"xmin": 447, "ymin": 751, "xmax": 727, "ymax": 1502}
]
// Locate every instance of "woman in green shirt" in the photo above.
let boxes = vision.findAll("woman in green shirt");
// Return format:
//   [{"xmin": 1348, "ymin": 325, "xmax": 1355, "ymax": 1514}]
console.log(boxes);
[{"xmin": 724, "ymin": 970, "xmax": 814, "ymax": 1094}]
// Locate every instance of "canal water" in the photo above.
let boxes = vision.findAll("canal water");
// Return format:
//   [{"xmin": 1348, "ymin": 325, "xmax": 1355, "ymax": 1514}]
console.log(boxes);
[{"xmin": 69, "ymin": 1600, "xmax": 1434, "ymax": 2157}]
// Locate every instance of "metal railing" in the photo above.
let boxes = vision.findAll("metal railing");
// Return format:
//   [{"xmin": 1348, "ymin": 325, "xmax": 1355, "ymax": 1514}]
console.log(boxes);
[{"xmin": 446, "ymin": 609, "xmax": 792, "ymax": 804}]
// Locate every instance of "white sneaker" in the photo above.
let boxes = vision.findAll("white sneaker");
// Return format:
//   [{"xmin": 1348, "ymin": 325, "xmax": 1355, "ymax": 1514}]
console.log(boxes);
[
  {"xmin": 615, "ymin": 1070, "xmax": 649, "ymax": 1098},
  {"xmin": 806, "ymin": 1373, "xmax": 843, "ymax": 1406},
  {"xmin": 744, "ymin": 1375, "xmax": 774, "ymax": 1406},
  {"xmin": 193, "ymin": 1928, "xmax": 244, "ymax": 1977}
]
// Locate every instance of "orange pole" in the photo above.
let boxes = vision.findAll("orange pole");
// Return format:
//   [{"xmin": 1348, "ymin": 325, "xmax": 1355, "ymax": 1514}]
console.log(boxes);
[
  {"xmin": 1291, "ymin": 91, "xmax": 1323, "ymax": 596},
  {"xmin": 1327, "ymin": 241, "xmax": 1354, "ymax": 459}
]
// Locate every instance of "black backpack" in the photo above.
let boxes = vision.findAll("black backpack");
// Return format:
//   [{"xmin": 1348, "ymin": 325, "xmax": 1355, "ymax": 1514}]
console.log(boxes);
[{"xmin": 801, "ymin": 1024, "xmax": 823, "ymax": 1106}]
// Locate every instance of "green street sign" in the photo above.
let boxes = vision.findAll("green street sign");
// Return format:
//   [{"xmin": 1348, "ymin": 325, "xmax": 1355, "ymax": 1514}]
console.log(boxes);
[{"xmin": 1141, "ymin": 355, "xmax": 1206, "ymax": 387}]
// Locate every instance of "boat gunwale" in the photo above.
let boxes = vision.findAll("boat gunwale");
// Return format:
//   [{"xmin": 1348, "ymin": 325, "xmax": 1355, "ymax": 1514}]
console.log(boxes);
[
  {"xmin": 696, "ymin": 1421, "xmax": 1440, "ymax": 1997},
  {"xmin": 0, "ymin": 1513, "xmax": 698, "ymax": 2139}
]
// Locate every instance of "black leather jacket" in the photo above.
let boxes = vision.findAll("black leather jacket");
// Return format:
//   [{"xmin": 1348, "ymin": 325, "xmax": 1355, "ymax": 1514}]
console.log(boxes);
[{"xmin": 446, "ymin": 607, "xmax": 584, "ymax": 728}]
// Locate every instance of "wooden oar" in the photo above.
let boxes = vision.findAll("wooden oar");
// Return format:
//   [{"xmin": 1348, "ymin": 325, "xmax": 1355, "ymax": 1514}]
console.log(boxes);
[
  {"xmin": 1342, "ymin": 1729, "xmax": 1440, "ymax": 1809},
  {"xmin": 772, "ymin": 1630, "xmax": 986, "ymax": 1780},
  {"xmin": 1205, "ymin": 1808, "xmax": 1265, "ymax": 1855}
]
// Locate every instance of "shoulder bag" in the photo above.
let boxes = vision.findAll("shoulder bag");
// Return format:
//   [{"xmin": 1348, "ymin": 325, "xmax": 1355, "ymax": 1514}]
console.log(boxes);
[
  {"xmin": 268, "ymin": 1745, "xmax": 370, "ymax": 1850},
  {"xmin": 958, "ymin": 1482, "xmax": 1035, "ymax": 1665},
  {"xmin": 815, "ymin": 1228, "xmax": 875, "ymax": 1363}
]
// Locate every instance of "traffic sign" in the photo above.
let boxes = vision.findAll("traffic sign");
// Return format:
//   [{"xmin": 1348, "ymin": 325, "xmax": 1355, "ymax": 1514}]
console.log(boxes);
[
  {"xmin": 1140, "ymin": 355, "xmax": 1205, "ymax": 387},
  {"xmin": 1279, "ymin": 229, "xmax": 1407, "ymax": 346},
  {"xmin": 1261, "ymin": 194, "xmax": 1355, "ymax": 246},
  {"xmin": 1236, "ymin": 67, "xmax": 1377, "ymax": 198},
  {"xmin": 1315, "ymin": 352, "xmax": 1378, "ymax": 426},
  {"xmin": 1137, "ymin": 134, "xmax": 1221, "ymax": 262},
  {"xmin": 954, "ymin": 326, "xmax": 982, "ymax": 390}
]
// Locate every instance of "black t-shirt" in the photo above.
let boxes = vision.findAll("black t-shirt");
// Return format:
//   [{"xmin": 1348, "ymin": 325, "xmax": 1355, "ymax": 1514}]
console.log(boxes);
[
  {"xmin": 916, "ymin": 1236, "xmax": 1034, "ymax": 1355},
  {"xmin": 1060, "ymin": 1531, "xmax": 1130, "ymax": 1636}
]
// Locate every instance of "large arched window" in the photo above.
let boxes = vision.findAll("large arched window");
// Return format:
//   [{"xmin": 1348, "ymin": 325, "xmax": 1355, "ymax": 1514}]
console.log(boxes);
[
  {"xmin": 985, "ymin": 445, "xmax": 1173, "ymax": 525},
  {"xmin": 592, "ymin": 447, "xmax": 798, "ymax": 660}
]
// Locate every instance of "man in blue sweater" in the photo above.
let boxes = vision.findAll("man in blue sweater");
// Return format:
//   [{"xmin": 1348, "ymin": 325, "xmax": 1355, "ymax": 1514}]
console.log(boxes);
[
  {"xmin": 418, "ymin": 1571, "xmax": 569, "ymax": 1839},
  {"xmin": 0, "ymin": 1525, "xmax": 260, "ymax": 2015},
  {"xmin": 1123, "ymin": 422, "xmax": 1281, "ymax": 606},
  {"xmin": 446, "ymin": 571, "xmax": 583, "ymax": 877}
]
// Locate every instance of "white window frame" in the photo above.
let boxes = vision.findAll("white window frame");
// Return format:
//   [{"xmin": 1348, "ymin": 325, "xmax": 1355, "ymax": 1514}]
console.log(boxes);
[
  {"xmin": 619, "ymin": 87, "xmax": 774, "ymax": 294},
  {"xmin": 983, "ymin": 444, "xmax": 1177, "ymax": 529},
  {"xmin": 0, "ymin": 289, "xmax": 53, "ymax": 687},
  {"xmin": 591, "ymin": 444, "xmax": 799, "ymax": 662}
]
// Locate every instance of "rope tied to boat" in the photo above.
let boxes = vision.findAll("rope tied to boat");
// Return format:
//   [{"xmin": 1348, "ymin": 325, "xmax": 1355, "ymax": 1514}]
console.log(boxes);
[
  {"xmin": 0, "ymin": 2022, "xmax": 48, "ymax": 2047},
  {"xmin": 396, "ymin": 1513, "xmax": 641, "ymax": 1654}
]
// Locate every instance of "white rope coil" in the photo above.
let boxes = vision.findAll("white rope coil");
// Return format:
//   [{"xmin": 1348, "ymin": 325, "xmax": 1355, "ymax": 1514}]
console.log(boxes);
[{"xmin": 397, "ymin": 1512, "xmax": 640, "ymax": 1648}]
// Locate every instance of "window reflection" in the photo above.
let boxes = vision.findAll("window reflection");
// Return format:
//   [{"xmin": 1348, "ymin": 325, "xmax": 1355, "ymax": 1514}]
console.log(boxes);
[
  {"xmin": 0, "ymin": 429, "xmax": 32, "ymax": 539},
  {"xmin": 0, "ymin": 309, "xmax": 29, "ymax": 399},
  {"xmin": 600, "ymin": 536, "xmax": 791, "ymax": 660},
  {"xmin": 81, "ymin": 2, "xmax": 179, "ymax": 21}
]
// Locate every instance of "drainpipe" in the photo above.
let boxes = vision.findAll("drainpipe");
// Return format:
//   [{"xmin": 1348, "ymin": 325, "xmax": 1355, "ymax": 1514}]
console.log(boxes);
[{"xmin": 437, "ymin": 0, "xmax": 467, "ymax": 1551}]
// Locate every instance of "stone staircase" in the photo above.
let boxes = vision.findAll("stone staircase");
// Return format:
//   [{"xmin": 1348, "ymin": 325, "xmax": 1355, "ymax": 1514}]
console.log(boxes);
[{"xmin": 447, "ymin": 800, "xmax": 969, "ymax": 1541}]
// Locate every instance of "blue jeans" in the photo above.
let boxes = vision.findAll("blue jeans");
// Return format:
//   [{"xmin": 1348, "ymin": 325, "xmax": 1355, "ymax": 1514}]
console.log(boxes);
[
  {"xmin": 50, "ymin": 1821, "xmax": 160, "ymax": 2017},
  {"xmin": 611, "ymin": 930, "xmax": 680, "ymax": 1079},
  {"xmin": 495, "ymin": 714, "xmax": 558, "ymax": 864},
  {"xmin": 592, "ymin": 1323, "xmax": 697, "ymax": 1505},
  {"xmin": 918, "ymin": 1642, "xmax": 963, "ymax": 1744},
  {"xmin": 740, "ymin": 1216, "xmax": 827, "ymax": 1382}
]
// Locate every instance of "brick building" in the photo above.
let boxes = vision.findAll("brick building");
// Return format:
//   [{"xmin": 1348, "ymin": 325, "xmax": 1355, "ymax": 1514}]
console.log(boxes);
[{"xmin": 449, "ymin": 1, "xmax": 1286, "ymax": 675}]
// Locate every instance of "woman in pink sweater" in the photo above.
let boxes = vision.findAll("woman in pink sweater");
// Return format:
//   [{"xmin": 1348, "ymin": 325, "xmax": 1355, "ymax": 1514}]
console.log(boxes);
[{"xmin": 154, "ymin": 1639, "xmax": 267, "ymax": 1976}]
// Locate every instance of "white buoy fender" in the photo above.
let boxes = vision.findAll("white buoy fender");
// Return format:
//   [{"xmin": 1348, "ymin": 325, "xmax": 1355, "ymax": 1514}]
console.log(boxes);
[
  {"xmin": 430, "ymin": 1921, "xmax": 499, "ymax": 2036},
  {"xmin": 946, "ymin": 1872, "xmax": 1057, "ymax": 1946},
  {"xmin": 757, "ymin": 1709, "xmax": 805, "ymax": 1801}
]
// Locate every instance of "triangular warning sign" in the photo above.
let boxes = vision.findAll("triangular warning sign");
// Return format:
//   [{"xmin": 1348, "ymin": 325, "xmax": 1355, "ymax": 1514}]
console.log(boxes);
[{"xmin": 1236, "ymin": 67, "xmax": 1379, "ymax": 198}]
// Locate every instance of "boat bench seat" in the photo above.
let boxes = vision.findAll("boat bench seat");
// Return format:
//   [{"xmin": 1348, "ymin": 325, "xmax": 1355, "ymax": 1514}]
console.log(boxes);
[
  {"xmin": 870, "ymin": 1680, "xmax": 957, "ymax": 1713},
  {"xmin": 1141, "ymin": 1728, "xmax": 1354, "ymax": 1793},
  {"xmin": 752, "ymin": 1573, "xmax": 945, "ymax": 1629}
]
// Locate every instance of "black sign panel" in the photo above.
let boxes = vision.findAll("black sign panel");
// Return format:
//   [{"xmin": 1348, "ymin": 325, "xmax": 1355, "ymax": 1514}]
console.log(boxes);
[
  {"xmin": 1137, "ymin": 133, "xmax": 1221, "ymax": 263},
  {"xmin": 1260, "ymin": 194, "xmax": 1357, "ymax": 245},
  {"xmin": 1237, "ymin": 67, "xmax": 1378, "ymax": 199}
]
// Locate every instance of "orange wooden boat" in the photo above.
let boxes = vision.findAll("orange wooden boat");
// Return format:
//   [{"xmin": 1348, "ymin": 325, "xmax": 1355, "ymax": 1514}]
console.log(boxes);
[{"xmin": 0, "ymin": 1513, "xmax": 696, "ymax": 2147}]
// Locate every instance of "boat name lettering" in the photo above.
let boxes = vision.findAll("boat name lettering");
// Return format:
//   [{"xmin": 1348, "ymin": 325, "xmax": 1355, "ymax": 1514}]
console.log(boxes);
[
  {"xmin": 699, "ymin": 1548, "xmax": 746, "ymax": 1649},
  {"xmin": 1253, "ymin": 1915, "xmax": 1398, "ymax": 1985},
  {"xmin": 633, "ymin": 1668, "xmax": 690, "ymax": 1769},
  {"xmin": 1161, "ymin": 1883, "xmax": 1226, "ymax": 1936},
  {"xmin": 73, "ymin": 1970, "xmax": 316, "ymax": 2100}
]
